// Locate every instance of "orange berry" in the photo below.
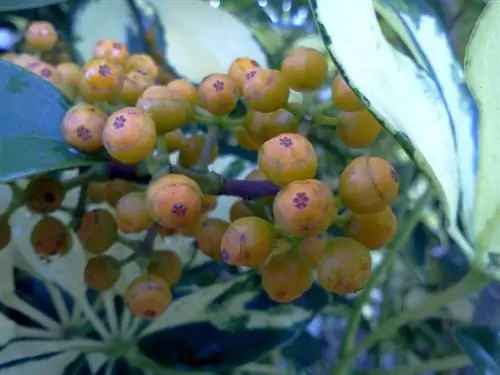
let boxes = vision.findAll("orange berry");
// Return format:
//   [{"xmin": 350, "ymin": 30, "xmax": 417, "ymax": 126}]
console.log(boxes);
[
  {"xmin": 147, "ymin": 249, "xmax": 183, "ymax": 286},
  {"xmin": 0, "ymin": 216, "xmax": 11, "ymax": 250},
  {"xmin": 26, "ymin": 61, "xmax": 62, "ymax": 86},
  {"xmin": 25, "ymin": 21, "xmax": 57, "ymax": 52},
  {"xmin": 87, "ymin": 182, "xmax": 108, "ymax": 203},
  {"xmin": 258, "ymin": 133, "xmax": 317, "ymax": 187},
  {"xmin": 245, "ymin": 168, "xmax": 267, "ymax": 181},
  {"xmin": 300, "ymin": 236, "xmax": 326, "ymax": 266},
  {"xmin": 201, "ymin": 195, "xmax": 218, "ymax": 213},
  {"xmin": 344, "ymin": 207, "xmax": 397, "ymax": 250},
  {"xmin": 30, "ymin": 216, "xmax": 72, "ymax": 257},
  {"xmin": 261, "ymin": 246, "xmax": 313, "ymax": 303},
  {"xmin": 243, "ymin": 69, "xmax": 289, "ymax": 113},
  {"xmin": 229, "ymin": 200, "xmax": 253, "ymax": 222},
  {"xmin": 177, "ymin": 220, "xmax": 203, "ymax": 237},
  {"xmin": 273, "ymin": 179, "xmax": 336, "ymax": 237},
  {"xmin": 178, "ymin": 133, "xmax": 219, "ymax": 169},
  {"xmin": 119, "ymin": 70, "xmax": 153, "ymax": 106},
  {"xmin": 24, "ymin": 176, "xmax": 65, "ymax": 214},
  {"xmin": 116, "ymin": 192, "xmax": 155, "ymax": 234},
  {"xmin": 61, "ymin": 103, "xmax": 107, "ymax": 153},
  {"xmin": 281, "ymin": 47, "xmax": 328, "ymax": 92},
  {"xmin": 244, "ymin": 109, "xmax": 298, "ymax": 143},
  {"xmin": 92, "ymin": 39, "xmax": 129, "ymax": 66},
  {"xmin": 163, "ymin": 128, "xmax": 184, "ymax": 152},
  {"xmin": 166, "ymin": 79, "xmax": 198, "ymax": 105},
  {"xmin": 11, "ymin": 53, "xmax": 40, "ymax": 69},
  {"xmin": 136, "ymin": 85, "xmax": 194, "ymax": 134},
  {"xmin": 332, "ymin": 74, "xmax": 364, "ymax": 112},
  {"xmin": 125, "ymin": 274, "xmax": 171, "ymax": 318},
  {"xmin": 339, "ymin": 156, "xmax": 399, "ymax": 214},
  {"xmin": 146, "ymin": 174, "xmax": 203, "ymax": 230},
  {"xmin": 195, "ymin": 218, "xmax": 230, "ymax": 261},
  {"xmin": 106, "ymin": 179, "xmax": 135, "ymax": 207},
  {"xmin": 84, "ymin": 255, "xmax": 121, "ymax": 292},
  {"xmin": 79, "ymin": 58, "xmax": 124, "ymax": 102},
  {"xmin": 337, "ymin": 110, "xmax": 382, "ymax": 149},
  {"xmin": 220, "ymin": 216, "xmax": 276, "ymax": 267},
  {"xmin": 316, "ymin": 237, "xmax": 372, "ymax": 295},
  {"xmin": 235, "ymin": 128, "xmax": 261, "ymax": 151},
  {"xmin": 103, "ymin": 107, "xmax": 156, "ymax": 164},
  {"xmin": 198, "ymin": 73, "xmax": 239, "ymax": 116},
  {"xmin": 227, "ymin": 57, "xmax": 261, "ymax": 94},
  {"xmin": 56, "ymin": 62, "xmax": 82, "ymax": 87},
  {"xmin": 77, "ymin": 209, "xmax": 118, "ymax": 254},
  {"xmin": 124, "ymin": 54, "xmax": 159, "ymax": 81}
]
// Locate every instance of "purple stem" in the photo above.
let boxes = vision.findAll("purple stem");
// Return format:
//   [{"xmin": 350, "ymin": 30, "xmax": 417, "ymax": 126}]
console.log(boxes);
[{"xmin": 106, "ymin": 162, "xmax": 280, "ymax": 199}]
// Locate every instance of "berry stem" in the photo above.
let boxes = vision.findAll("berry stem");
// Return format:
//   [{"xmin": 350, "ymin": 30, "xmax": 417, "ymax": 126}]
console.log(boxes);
[
  {"xmin": 195, "ymin": 108, "xmax": 244, "ymax": 130},
  {"xmin": 314, "ymin": 114, "xmax": 338, "ymax": 127},
  {"xmin": 366, "ymin": 354, "xmax": 470, "ymax": 375},
  {"xmin": 134, "ymin": 224, "xmax": 159, "ymax": 264},
  {"xmin": 194, "ymin": 125, "xmax": 219, "ymax": 171}
]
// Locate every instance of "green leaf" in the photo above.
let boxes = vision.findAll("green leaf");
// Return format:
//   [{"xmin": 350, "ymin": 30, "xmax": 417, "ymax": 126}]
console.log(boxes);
[
  {"xmin": 0, "ymin": 0, "xmax": 64, "ymax": 11},
  {"xmin": 310, "ymin": 0, "xmax": 460, "ymax": 226},
  {"xmin": 73, "ymin": 0, "xmax": 268, "ymax": 83},
  {"xmin": 0, "ymin": 61, "xmax": 105, "ymax": 184},
  {"xmin": 373, "ymin": 0, "xmax": 479, "ymax": 243},
  {"xmin": 465, "ymin": 1, "xmax": 500, "ymax": 262},
  {"xmin": 453, "ymin": 326, "xmax": 500, "ymax": 374}
]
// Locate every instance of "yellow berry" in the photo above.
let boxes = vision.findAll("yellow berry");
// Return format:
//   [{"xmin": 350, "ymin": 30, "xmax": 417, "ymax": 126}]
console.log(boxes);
[
  {"xmin": 56, "ymin": 62, "xmax": 82, "ymax": 88},
  {"xmin": 103, "ymin": 107, "xmax": 157, "ymax": 164},
  {"xmin": 119, "ymin": 70, "xmax": 153, "ymax": 106},
  {"xmin": 125, "ymin": 54, "xmax": 159, "ymax": 81},
  {"xmin": 25, "ymin": 21, "xmax": 58, "ymax": 52},
  {"xmin": 79, "ymin": 58, "xmax": 124, "ymax": 102},
  {"xmin": 125, "ymin": 275, "xmax": 172, "ymax": 318},
  {"xmin": 105, "ymin": 179, "xmax": 134, "ymax": 207},
  {"xmin": 300, "ymin": 236, "xmax": 326, "ymax": 266},
  {"xmin": 84, "ymin": 255, "xmax": 121, "ymax": 291},
  {"xmin": 195, "ymin": 218, "xmax": 230, "ymax": 261},
  {"xmin": 235, "ymin": 128, "xmax": 261, "ymax": 151},
  {"xmin": 344, "ymin": 207, "xmax": 397, "ymax": 250},
  {"xmin": 243, "ymin": 69, "xmax": 289, "ymax": 113},
  {"xmin": 281, "ymin": 47, "xmax": 328, "ymax": 92},
  {"xmin": 27, "ymin": 61, "xmax": 62, "ymax": 86},
  {"xmin": 227, "ymin": 57, "xmax": 261, "ymax": 94},
  {"xmin": 332, "ymin": 74, "xmax": 364, "ymax": 112},
  {"xmin": 92, "ymin": 39, "xmax": 129, "ymax": 66},
  {"xmin": 337, "ymin": 110, "xmax": 382, "ymax": 149},
  {"xmin": 77, "ymin": 209, "xmax": 118, "ymax": 254},
  {"xmin": 163, "ymin": 128, "xmax": 184, "ymax": 152},
  {"xmin": 116, "ymin": 192, "xmax": 155, "ymax": 234},
  {"xmin": 61, "ymin": 104, "xmax": 107, "ymax": 153},
  {"xmin": 198, "ymin": 73, "xmax": 239, "ymax": 116},
  {"xmin": 229, "ymin": 200, "xmax": 253, "ymax": 222},
  {"xmin": 244, "ymin": 109, "xmax": 298, "ymax": 143},
  {"xmin": 148, "ymin": 249, "xmax": 183, "ymax": 286},
  {"xmin": 178, "ymin": 133, "xmax": 219, "ymax": 168},
  {"xmin": 166, "ymin": 79, "xmax": 198, "ymax": 106},
  {"xmin": 201, "ymin": 194, "xmax": 218, "ymax": 213}
]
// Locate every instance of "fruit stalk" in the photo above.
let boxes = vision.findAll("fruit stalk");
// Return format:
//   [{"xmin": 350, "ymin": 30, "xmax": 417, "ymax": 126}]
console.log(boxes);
[{"xmin": 366, "ymin": 354, "xmax": 471, "ymax": 375}]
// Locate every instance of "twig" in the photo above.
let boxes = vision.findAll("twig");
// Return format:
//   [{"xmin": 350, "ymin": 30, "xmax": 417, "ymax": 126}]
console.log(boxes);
[{"xmin": 194, "ymin": 126, "xmax": 219, "ymax": 171}]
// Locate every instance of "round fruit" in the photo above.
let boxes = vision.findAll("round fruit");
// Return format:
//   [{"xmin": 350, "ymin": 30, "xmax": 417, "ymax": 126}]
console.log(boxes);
[
  {"xmin": 105, "ymin": 179, "xmax": 134, "ymax": 207},
  {"xmin": 300, "ymin": 236, "xmax": 326, "ymax": 266},
  {"xmin": 244, "ymin": 109, "xmax": 298, "ymax": 143},
  {"xmin": 119, "ymin": 70, "xmax": 153, "ymax": 105},
  {"xmin": 125, "ymin": 274, "xmax": 172, "ymax": 318},
  {"xmin": 197, "ymin": 73, "xmax": 239, "ymax": 116},
  {"xmin": 77, "ymin": 209, "xmax": 118, "ymax": 254},
  {"xmin": 281, "ymin": 47, "xmax": 328, "ymax": 92},
  {"xmin": 87, "ymin": 182, "xmax": 108, "ymax": 203},
  {"xmin": 24, "ymin": 176, "xmax": 65, "ymax": 214},
  {"xmin": 220, "ymin": 216, "xmax": 276, "ymax": 267},
  {"xmin": 166, "ymin": 79, "xmax": 198, "ymax": 105},
  {"xmin": 25, "ymin": 21, "xmax": 58, "ymax": 52},
  {"xmin": 116, "ymin": 192, "xmax": 155, "ymax": 234},
  {"xmin": 332, "ymin": 74, "xmax": 364, "ymax": 112},
  {"xmin": 242, "ymin": 69, "xmax": 289, "ymax": 113},
  {"xmin": 337, "ymin": 110, "xmax": 382, "ymax": 149},
  {"xmin": 27, "ymin": 61, "xmax": 62, "ymax": 86},
  {"xmin": 258, "ymin": 133, "xmax": 317, "ymax": 187},
  {"xmin": 11, "ymin": 54, "xmax": 40, "ymax": 69},
  {"xmin": 147, "ymin": 249, "xmax": 183, "ymax": 286},
  {"xmin": 229, "ymin": 200, "xmax": 254, "ymax": 222},
  {"xmin": 227, "ymin": 57, "xmax": 261, "ymax": 93},
  {"xmin": 201, "ymin": 195, "xmax": 218, "ymax": 213},
  {"xmin": 245, "ymin": 168, "xmax": 267, "ymax": 181},
  {"xmin": 0, "ymin": 215, "xmax": 11, "ymax": 250},
  {"xmin": 146, "ymin": 174, "xmax": 203, "ymax": 230},
  {"xmin": 61, "ymin": 104, "xmax": 108, "ymax": 153},
  {"xmin": 56, "ymin": 62, "xmax": 82, "ymax": 87},
  {"xmin": 274, "ymin": 179, "xmax": 336, "ymax": 237},
  {"xmin": 235, "ymin": 128, "xmax": 261, "ymax": 151},
  {"xmin": 316, "ymin": 237, "xmax": 372, "ymax": 295},
  {"xmin": 102, "ymin": 107, "xmax": 157, "ymax": 164},
  {"xmin": 195, "ymin": 218, "xmax": 230, "ymax": 260},
  {"xmin": 136, "ymin": 84, "xmax": 194, "ymax": 134},
  {"xmin": 344, "ymin": 206, "xmax": 397, "ymax": 250},
  {"xmin": 124, "ymin": 54, "xmax": 159, "ymax": 81},
  {"xmin": 339, "ymin": 156, "xmax": 399, "ymax": 214},
  {"xmin": 262, "ymin": 246, "xmax": 313, "ymax": 303},
  {"xmin": 163, "ymin": 128, "xmax": 184, "ymax": 152},
  {"xmin": 84, "ymin": 255, "xmax": 121, "ymax": 292},
  {"xmin": 92, "ymin": 39, "xmax": 129, "ymax": 66},
  {"xmin": 79, "ymin": 58, "xmax": 124, "ymax": 102},
  {"xmin": 31, "ymin": 216, "xmax": 71, "ymax": 257},
  {"xmin": 178, "ymin": 133, "xmax": 219, "ymax": 168}
]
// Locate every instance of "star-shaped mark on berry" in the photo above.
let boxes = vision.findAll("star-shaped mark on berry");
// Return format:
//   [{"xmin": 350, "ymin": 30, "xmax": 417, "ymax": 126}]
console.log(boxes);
[
  {"xmin": 99, "ymin": 64, "xmax": 111, "ymax": 76},
  {"xmin": 171, "ymin": 204, "xmax": 187, "ymax": 217},
  {"xmin": 113, "ymin": 115, "xmax": 126, "ymax": 129},
  {"xmin": 293, "ymin": 192, "xmax": 309, "ymax": 209},
  {"xmin": 76, "ymin": 125, "xmax": 92, "ymax": 141},
  {"xmin": 40, "ymin": 68, "xmax": 52, "ymax": 78},
  {"xmin": 246, "ymin": 70, "xmax": 257, "ymax": 80},
  {"xmin": 279, "ymin": 136, "xmax": 293, "ymax": 148},
  {"xmin": 213, "ymin": 80, "xmax": 224, "ymax": 92}
]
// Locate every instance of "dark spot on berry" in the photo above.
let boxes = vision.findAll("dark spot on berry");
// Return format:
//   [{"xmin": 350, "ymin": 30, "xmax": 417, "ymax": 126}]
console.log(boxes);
[
  {"xmin": 40, "ymin": 68, "xmax": 51, "ymax": 78},
  {"xmin": 246, "ymin": 70, "xmax": 257, "ymax": 80},
  {"xmin": 293, "ymin": 192, "xmax": 309, "ymax": 209},
  {"xmin": 113, "ymin": 115, "xmax": 126, "ymax": 129},
  {"xmin": 112, "ymin": 42, "xmax": 122, "ymax": 50},
  {"xmin": 221, "ymin": 248, "xmax": 229, "ymax": 261},
  {"xmin": 279, "ymin": 136, "xmax": 293, "ymax": 148},
  {"xmin": 171, "ymin": 204, "xmax": 187, "ymax": 217},
  {"xmin": 213, "ymin": 80, "xmax": 224, "ymax": 92},
  {"xmin": 76, "ymin": 125, "xmax": 92, "ymax": 141},
  {"xmin": 390, "ymin": 168, "xmax": 399, "ymax": 182},
  {"xmin": 26, "ymin": 62, "xmax": 40, "ymax": 70},
  {"xmin": 98, "ymin": 64, "xmax": 111, "ymax": 76},
  {"xmin": 44, "ymin": 193, "xmax": 55, "ymax": 203},
  {"xmin": 143, "ymin": 309, "xmax": 157, "ymax": 318},
  {"xmin": 250, "ymin": 60, "xmax": 259, "ymax": 67}
]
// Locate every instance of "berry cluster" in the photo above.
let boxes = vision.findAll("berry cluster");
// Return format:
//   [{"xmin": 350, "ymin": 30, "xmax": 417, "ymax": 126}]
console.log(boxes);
[{"xmin": 0, "ymin": 20, "xmax": 400, "ymax": 318}]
